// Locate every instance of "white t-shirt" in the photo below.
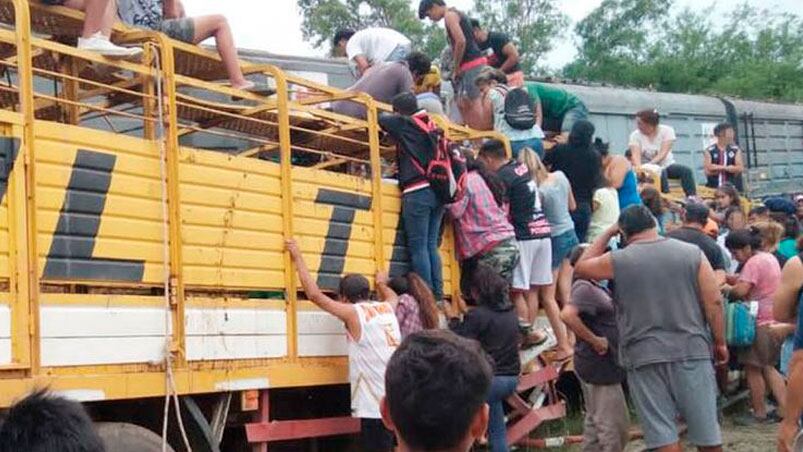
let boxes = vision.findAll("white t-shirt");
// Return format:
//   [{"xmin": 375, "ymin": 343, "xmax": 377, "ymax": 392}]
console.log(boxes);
[
  {"xmin": 346, "ymin": 28, "xmax": 411, "ymax": 65},
  {"xmin": 629, "ymin": 124, "xmax": 677, "ymax": 168},
  {"xmin": 348, "ymin": 301, "xmax": 401, "ymax": 419},
  {"xmin": 587, "ymin": 187, "xmax": 621, "ymax": 243}
]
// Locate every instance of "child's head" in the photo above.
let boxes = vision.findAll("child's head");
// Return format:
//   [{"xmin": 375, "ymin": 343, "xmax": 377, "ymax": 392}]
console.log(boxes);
[
  {"xmin": 382, "ymin": 330, "xmax": 492, "ymax": 452},
  {"xmin": 338, "ymin": 274, "xmax": 371, "ymax": 304},
  {"xmin": 715, "ymin": 183, "xmax": 740, "ymax": 210}
]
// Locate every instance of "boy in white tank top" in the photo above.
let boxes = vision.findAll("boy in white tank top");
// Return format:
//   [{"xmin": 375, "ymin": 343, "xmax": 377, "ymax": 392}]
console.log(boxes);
[{"xmin": 286, "ymin": 240, "xmax": 401, "ymax": 452}]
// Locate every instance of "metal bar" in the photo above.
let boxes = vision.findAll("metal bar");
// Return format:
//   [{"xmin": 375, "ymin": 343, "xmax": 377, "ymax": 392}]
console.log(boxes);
[
  {"xmin": 750, "ymin": 113, "xmax": 758, "ymax": 169},
  {"xmin": 365, "ymin": 98, "xmax": 385, "ymax": 274},
  {"xmin": 270, "ymin": 67, "xmax": 298, "ymax": 360},
  {"xmin": 142, "ymin": 43, "xmax": 155, "ymax": 139},
  {"xmin": 741, "ymin": 113, "xmax": 752, "ymax": 168},
  {"xmin": 60, "ymin": 55, "xmax": 80, "ymax": 124},
  {"xmin": 0, "ymin": 28, "xmax": 155, "ymax": 77},
  {"xmin": 310, "ymin": 157, "xmax": 347, "ymax": 170},
  {"xmin": 251, "ymin": 390, "xmax": 270, "ymax": 452},
  {"xmin": 156, "ymin": 36, "xmax": 187, "ymax": 366},
  {"xmin": 246, "ymin": 417, "xmax": 361, "ymax": 443},
  {"xmin": 11, "ymin": 0, "xmax": 37, "ymax": 373}
]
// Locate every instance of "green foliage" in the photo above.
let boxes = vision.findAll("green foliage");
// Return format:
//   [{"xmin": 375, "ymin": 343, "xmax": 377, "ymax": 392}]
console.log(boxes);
[
  {"xmin": 471, "ymin": 0, "xmax": 569, "ymax": 74},
  {"xmin": 296, "ymin": 0, "xmax": 444, "ymax": 58},
  {"xmin": 564, "ymin": 0, "xmax": 803, "ymax": 102}
]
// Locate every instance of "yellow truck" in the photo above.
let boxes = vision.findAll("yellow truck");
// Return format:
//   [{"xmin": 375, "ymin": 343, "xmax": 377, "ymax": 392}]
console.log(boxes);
[{"xmin": 0, "ymin": 1, "xmax": 507, "ymax": 450}]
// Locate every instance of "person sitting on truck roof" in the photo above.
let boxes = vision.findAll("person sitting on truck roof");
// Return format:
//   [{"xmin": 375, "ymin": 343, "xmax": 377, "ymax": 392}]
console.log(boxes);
[
  {"xmin": 41, "ymin": 0, "xmax": 142, "ymax": 58},
  {"xmin": 475, "ymin": 68, "xmax": 544, "ymax": 159},
  {"xmin": 381, "ymin": 330, "xmax": 492, "ymax": 452},
  {"xmin": 524, "ymin": 82, "xmax": 588, "ymax": 144},
  {"xmin": 0, "ymin": 389, "xmax": 105, "ymax": 452},
  {"xmin": 333, "ymin": 27, "xmax": 413, "ymax": 78},
  {"xmin": 629, "ymin": 109, "xmax": 697, "ymax": 197},
  {"xmin": 704, "ymin": 122, "xmax": 744, "ymax": 191},
  {"xmin": 470, "ymin": 19, "xmax": 525, "ymax": 88},
  {"xmin": 332, "ymin": 52, "xmax": 432, "ymax": 119},
  {"xmin": 419, "ymin": 0, "xmax": 491, "ymax": 131},
  {"xmin": 286, "ymin": 239, "xmax": 401, "ymax": 452},
  {"xmin": 116, "ymin": 0, "xmax": 271, "ymax": 95},
  {"xmin": 378, "ymin": 92, "xmax": 445, "ymax": 300}
]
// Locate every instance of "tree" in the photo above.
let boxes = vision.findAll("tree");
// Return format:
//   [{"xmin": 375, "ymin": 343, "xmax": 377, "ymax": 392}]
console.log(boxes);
[
  {"xmin": 563, "ymin": 1, "xmax": 803, "ymax": 102},
  {"xmin": 471, "ymin": 0, "xmax": 568, "ymax": 75},
  {"xmin": 297, "ymin": 0, "xmax": 444, "ymax": 59}
]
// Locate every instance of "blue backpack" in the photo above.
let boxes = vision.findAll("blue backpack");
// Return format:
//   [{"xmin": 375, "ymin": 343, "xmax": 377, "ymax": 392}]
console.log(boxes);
[{"xmin": 726, "ymin": 301, "xmax": 756, "ymax": 347}]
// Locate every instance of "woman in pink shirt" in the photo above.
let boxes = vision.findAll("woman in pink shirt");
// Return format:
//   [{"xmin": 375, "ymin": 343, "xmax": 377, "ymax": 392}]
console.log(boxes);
[{"xmin": 725, "ymin": 228, "xmax": 794, "ymax": 424}]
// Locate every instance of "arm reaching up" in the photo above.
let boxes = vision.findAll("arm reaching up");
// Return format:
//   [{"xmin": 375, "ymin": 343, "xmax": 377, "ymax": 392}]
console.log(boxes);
[{"xmin": 285, "ymin": 239, "xmax": 360, "ymax": 339}]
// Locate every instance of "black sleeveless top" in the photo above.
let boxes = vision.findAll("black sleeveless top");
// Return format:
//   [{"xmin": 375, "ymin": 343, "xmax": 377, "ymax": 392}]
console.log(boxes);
[
  {"xmin": 706, "ymin": 143, "xmax": 744, "ymax": 191},
  {"xmin": 447, "ymin": 8, "xmax": 483, "ymax": 65}
]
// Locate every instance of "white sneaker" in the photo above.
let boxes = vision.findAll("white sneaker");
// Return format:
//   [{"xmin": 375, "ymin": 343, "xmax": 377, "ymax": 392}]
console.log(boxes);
[{"xmin": 77, "ymin": 33, "xmax": 142, "ymax": 59}]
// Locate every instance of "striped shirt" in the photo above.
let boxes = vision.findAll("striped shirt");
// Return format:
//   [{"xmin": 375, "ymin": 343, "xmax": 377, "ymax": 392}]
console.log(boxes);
[{"xmin": 447, "ymin": 171, "xmax": 515, "ymax": 260}]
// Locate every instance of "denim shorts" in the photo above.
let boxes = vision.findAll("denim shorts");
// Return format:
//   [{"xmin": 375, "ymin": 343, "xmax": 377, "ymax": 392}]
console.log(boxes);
[
  {"xmin": 160, "ymin": 18, "xmax": 196, "ymax": 43},
  {"xmin": 561, "ymin": 104, "xmax": 589, "ymax": 133},
  {"xmin": 511, "ymin": 138, "xmax": 544, "ymax": 160},
  {"xmin": 550, "ymin": 229, "xmax": 579, "ymax": 270}
]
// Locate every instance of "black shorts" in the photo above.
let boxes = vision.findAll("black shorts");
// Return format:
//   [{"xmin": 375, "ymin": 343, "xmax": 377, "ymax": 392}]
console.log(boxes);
[
  {"xmin": 41, "ymin": 0, "xmax": 66, "ymax": 4},
  {"xmin": 360, "ymin": 418, "xmax": 395, "ymax": 452}
]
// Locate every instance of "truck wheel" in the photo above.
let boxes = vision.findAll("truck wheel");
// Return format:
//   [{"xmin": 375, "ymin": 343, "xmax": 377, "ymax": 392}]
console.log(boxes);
[{"xmin": 96, "ymin": 422, "xmax": 174, "ymax": 452}]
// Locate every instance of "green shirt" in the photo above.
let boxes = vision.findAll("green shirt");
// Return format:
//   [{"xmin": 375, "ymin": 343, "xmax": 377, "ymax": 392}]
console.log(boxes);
[
  {"xmin": 525, "ymin": 82, "xmax": 582, "ymax": 118},
  {"xmin": 779, "ymin": 238, "xmax": 798, "ymax": 259}
]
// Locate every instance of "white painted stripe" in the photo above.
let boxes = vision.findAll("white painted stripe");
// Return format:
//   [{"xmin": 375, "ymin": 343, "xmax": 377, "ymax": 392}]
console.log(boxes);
[
  {"xmin": 186, "ymin": 335, "xmax": 287, "ymax": 361},
  {"xmin": 298, "ymin": 334, "xmax": 348, "ymax": 357},
  {"xmin": 0, "ymin": 305, "xmax": 10, "ymax": 339},
  {"xmin": 214, "ymin": 378, "xmax": 270, "ymax": 391},
  {"xmin": 41, "ymin": 337, "xmax": 166, "ymax": 367},
  {"xmin": 0, "ymin": 339, "xmax": 11, "ymax": 365},
  {"xmin": 55, "ymin": 389, "xmax": 106, "ymax": 402},
  {"xmin": 297, "ymin": 311, "xmax": 348, "ymax": 357},
  {"xmin": 185, "ymin": 307, "xmax": 286, "ymax": 335},
  {"xmin": 40, "ymin": 305, "xmax": 170, "ymax": 338},
  {"xmin": 297, "ymin": 310, "xmax": 346, "ymax": 335}
]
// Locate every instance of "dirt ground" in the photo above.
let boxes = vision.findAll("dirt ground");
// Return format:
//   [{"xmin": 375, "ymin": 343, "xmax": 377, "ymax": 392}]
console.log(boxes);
[{"xmin": 624, "ymin": 419, "xmax": 777, "ymax": 451}]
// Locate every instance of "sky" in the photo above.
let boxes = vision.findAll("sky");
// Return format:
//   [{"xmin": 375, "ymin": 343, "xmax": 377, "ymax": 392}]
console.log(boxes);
[{"xmin": 184, "ymin": 0, "xmax": 801, "ymax": 70}]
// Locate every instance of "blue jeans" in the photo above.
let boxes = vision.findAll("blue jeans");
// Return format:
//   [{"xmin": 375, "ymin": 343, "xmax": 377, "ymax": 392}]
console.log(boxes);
[
  {"xmin": 511, "ymin": 137, "xmax": 544, "ymax": 160},
  {"xmin": 660, "ymin": 163, "xmax": 697, "ymax": 197},
  {"xmin": 402, "ymin": 188, "xmax": 445, "ymax": 299},
  {"xmin": 487, "ymin": 375, "xmax": 519, "ymax": 452},
  {"xmin": 571, "ymin": 201, "xmax": 592, "ymax": 243}
]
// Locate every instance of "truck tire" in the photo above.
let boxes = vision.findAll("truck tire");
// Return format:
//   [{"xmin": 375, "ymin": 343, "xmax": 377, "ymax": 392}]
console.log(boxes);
[{"xmin": 96, "ymin": 422, "xmax": 174, "ymax": 452}]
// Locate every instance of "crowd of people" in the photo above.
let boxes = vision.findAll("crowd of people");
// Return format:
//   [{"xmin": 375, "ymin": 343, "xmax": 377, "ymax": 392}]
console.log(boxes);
[{"xmin": 9, "ymin": 2, "xmax": 802, "ymax": 452}]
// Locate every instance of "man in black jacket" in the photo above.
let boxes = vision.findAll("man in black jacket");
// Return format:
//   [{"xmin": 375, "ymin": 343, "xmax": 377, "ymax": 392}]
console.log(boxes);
[{"xmin": 379, "ymin": 93, "xmax": 445, "ymax": 300}]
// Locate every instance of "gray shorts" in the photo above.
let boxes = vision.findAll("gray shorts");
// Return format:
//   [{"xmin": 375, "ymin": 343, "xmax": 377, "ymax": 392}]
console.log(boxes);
[
  {"xmin": 561, "ymin": 103, "xmax": 589, "ymax": 132},
  {"xmin": 159, "ymin": 18, "xmax": 195, "ymax": 43},
  {"xmin": 628, "ymin": 360, "xmax": 722, "ymax": 449},
  {"xmin": 454, "ymin": 63, "xmax": 487, "ymax": 101}
]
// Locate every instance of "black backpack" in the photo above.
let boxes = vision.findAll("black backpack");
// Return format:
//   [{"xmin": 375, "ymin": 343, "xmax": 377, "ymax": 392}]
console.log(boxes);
[
  {"xmin": 496, "ymin": 85, "xmax": 536, "ymax": 130},
  {"xmin": 409, "ymin": 114, "xmax": 467, "ymax": 204}
]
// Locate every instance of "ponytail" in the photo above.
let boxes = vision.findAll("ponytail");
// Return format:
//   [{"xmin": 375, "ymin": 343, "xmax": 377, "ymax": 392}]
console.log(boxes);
[
  {"xmin": 517, "ymin": 147, "xmax": 548, "ymax": 185},
  {"xmin": 406, "ymin": 273, "xmax": 440, "ymax": 330}
]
